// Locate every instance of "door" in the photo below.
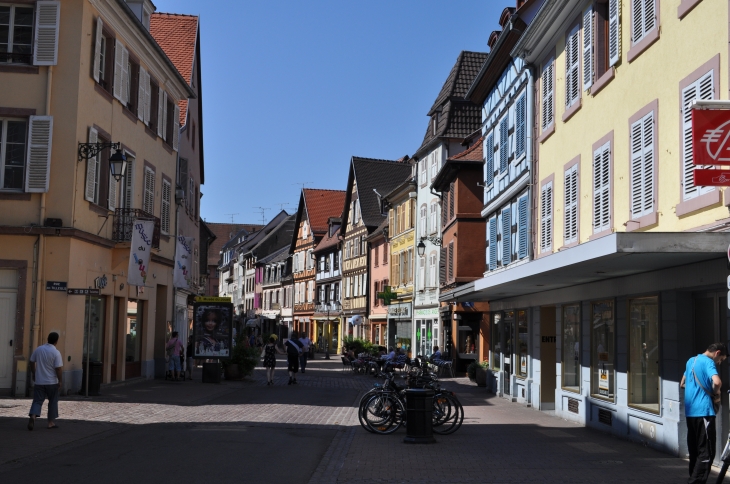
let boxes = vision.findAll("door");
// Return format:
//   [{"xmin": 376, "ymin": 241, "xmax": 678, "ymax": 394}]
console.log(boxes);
[
  {"xmin": 540, "ymin": 306, "xmax": 557, "ymax": 409},
  {"xmin": 503, "ymin": 311, "xmax": 514, "ymax": 395},
  {"xmin": 0, "ymin": 269, "xmax": 17, "ymax": 389},
  {"xmin": 125, "ymin": 300, "xmax": 143, "ymax": 379}
]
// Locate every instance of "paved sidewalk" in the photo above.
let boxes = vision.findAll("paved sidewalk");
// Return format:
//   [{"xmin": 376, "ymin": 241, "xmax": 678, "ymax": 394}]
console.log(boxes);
[{"xmin": 0, "ymin": 355, "xmax": 722, "ymax": 483}]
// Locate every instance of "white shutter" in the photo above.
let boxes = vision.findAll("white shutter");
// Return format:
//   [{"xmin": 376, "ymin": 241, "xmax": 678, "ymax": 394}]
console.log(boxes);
[
  {"xmin": 540, "ymin": 182, "xmax": 552, "ymax": 253},
  {"xmin": 565, "ymin": 26, "xmax": 580, "ymax": 107},
  {"xmin": 608, "ymin": 0, "xmax": 621, "ymax": 67},
  {"xmin": 121, "ymin": 46, "xmax": 130, "ymax": 105},
  {"xmin": 144, "ymin": 71, "xmax": 151, "ymax": 124},
  {"xmin": 124, "ymin": 158, "xmax": 134, "ymax": 208},
  {"xmin": 172, "ymin": 105, "xmax": 180, "ymax": 151},
  {"xmin": 137, "ymin": 67, "xmax": 147, "ymax": 120},
  {"xmin": 108, "ymin": 171, "xmax": 117, "ymax": 211},
  {"xmin": 84, "ymin": 127, "xmax": 98, "ymax": 202},
  {"xmin": 682, "ymin": 71, "xmax": 715, "ymax": 200},
  {"xmin": 113, "ymin": 40, "xmax": 124, "ymax": 101},
  {"xmin": 582, "ymin": 7, "xmax": 593, "ymax": 90},
  {"xmin": 541, "ymin": 61, "xmax": 554, "ymax": 130},
  {"xmin": 418, "ymin": 258, "xmax": 425, "ymax": 290},
  {"xmin": 593, "ymin": 142, "xmax": 611, "ymax": 233},
  {"xmin": 143, "ymin": 167, "xmax": 155, "ymax": 214},
  {"xmin": 24, "ymin": 116, "xmax": 53, "ymax": 193},
  {"xmin": 564, "ymin": 165, "xmax": 578, "ymax": 244},
  {"xmin": 157, "ymin": 88, "xmax": 164, "ymax": 137},
  {"xmin": 93, "ymin": 17, "xmax": 103, "ymax": 82},
  {"xmin": 633, "ymin": 0, "xmax": 656, "ymax": 45},
  {"xmin": 33, "ymin": 1, "xmax": 60, "ymax": 66},
  {"xmin": 161, "ymin": 179, "xmax": 171, "ymax": 234},
  {"xmin": 161, "ymin": 91, "xmax": 168, "ymax": 141},
  {"xmin": 630, "ymin": 112, "xmax": 655, "ymax": 218}
]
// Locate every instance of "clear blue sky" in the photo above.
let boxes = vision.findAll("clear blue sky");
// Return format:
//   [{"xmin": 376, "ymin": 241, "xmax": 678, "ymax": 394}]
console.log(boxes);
[{"xmin": 152, "ymin": 0, "xmax": 504, "ymax": 225}]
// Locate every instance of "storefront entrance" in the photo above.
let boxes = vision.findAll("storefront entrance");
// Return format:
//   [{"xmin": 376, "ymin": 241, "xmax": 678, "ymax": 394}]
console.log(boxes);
[
  {"xmin": 0, "ymin": 269, "xmax": 18, "ymax": 390},
  {"xmin": 539, "ymin": 306, "xmax": 556, "ymax": 409},
  {"xmin": 415, "ymin": 319, "xmax": 436, "ymax": 358},
  {"xmin": 125, "ymin": 300, "xmax": 143, "ymax": 379}
]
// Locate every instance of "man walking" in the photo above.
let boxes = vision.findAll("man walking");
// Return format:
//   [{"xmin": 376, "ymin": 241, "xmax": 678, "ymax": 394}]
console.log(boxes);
[
  {"xmin": 285, "ymin": 331, "xmax": 302, "ymax": 385},
  {"xmin": 166, "ymin": 331, "xmax": 184, "ymax": 381},
  {"xmin": 681, "ymin": 342, "xmax": 727, "ymax": 483},
  {"xmin": 28, "ymin": 332, "xmax": 63, "ymax": 430},
  {"xmin": 299, "ymin": 333, "xmax": 311, "ymax": 374}
]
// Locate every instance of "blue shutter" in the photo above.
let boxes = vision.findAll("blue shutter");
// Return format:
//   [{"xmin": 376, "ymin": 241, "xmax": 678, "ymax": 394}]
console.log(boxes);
[
  {"xmin": 486, "ymin": 134, "xmax": 494, "ymax": 186},
  {"xmin": 499, "ymin": 116, "xmax": 509, "ymax": 172},
  {"xmin": 518, "ymin": 195, "xmax": 528, "ymax": 259},
  {"xmin": 488, "ymin": 217, "xmax": 497, "ymax": 270},
  {"xmin": 501, "ymin": 208, "xmax": 511, "ymax": 266},
  {"xmin": 516, "ymin": 95, "xmax": 526, "ymax": 158}
]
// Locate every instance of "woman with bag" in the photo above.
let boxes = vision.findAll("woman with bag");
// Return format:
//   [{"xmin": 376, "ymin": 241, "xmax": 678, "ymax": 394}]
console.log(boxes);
[{"xmin": 261, "ymin": 335, "xmax": 284, "ymax": 385}]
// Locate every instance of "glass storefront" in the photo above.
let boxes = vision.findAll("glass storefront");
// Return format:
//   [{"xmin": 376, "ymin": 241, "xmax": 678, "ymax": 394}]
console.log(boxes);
[
  {"xmin": 491, "ymin": 312, "xmax": 501, "ymax": 371},
  {"xmin": 628, "ymin": 296, "xmax": 660, "ymax": 413},
  {"xmin": 562, "ymin": 304, "xmax": 580, "ymax": 392},
  {"xmin": 83, "ymin": 296, "xmax": 105, "ymax": 362},
  {"xmin": 395, "ymin": 320, "xmax": 412, "ymax": 353},
  {"xmin": 591, "ymin": 300, "xmax": 615, "ymax": 401},
  {"xmin": 415, "ymin": 319, "xmax": 435, "ymax": 357},
  {"xmin": 516, "ymin": 310, "xmax": 528, "ymax": 378},
  {"xmin": 126, "ymin": 300, "xmax": 143, "ymax": 378}
]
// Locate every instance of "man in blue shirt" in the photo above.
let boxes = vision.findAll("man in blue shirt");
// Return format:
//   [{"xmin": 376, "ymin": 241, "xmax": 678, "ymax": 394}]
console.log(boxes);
[{"xmin": 681, "ymin": 342, "xmax": 727, "ymax": 484}]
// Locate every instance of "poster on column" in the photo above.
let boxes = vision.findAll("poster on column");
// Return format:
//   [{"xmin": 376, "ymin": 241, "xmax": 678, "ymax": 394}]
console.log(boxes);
[
  {"xmin": 192, "ymin": 300, "xmax": 233, "ymax": 359},
  {"xmin": 127, "ymin": 219, "xmax": 155, "ymax": 287},
  {"xmin": 174, "ymin": 236, "xmax": 195, "ymax": 289}
]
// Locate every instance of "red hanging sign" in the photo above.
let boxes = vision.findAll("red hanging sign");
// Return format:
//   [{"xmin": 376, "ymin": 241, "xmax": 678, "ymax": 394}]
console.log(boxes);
[
  {"xmin": 692, "ymin": 108, "xmax": 730, "ymax": 165},
  {"xmin": 693, "ymin": 169, "xmax": 730, "ymax": 186}
]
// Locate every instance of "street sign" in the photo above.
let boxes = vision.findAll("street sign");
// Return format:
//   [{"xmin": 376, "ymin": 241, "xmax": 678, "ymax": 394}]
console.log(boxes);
[
  {"xmin": 67, "ymin": 288, "xmax": 100, "ymax": 296},
  {"xmin": 692, "ymin": 108, "xmax": 730, "ymax": 165},
  {"xmin": 46, "ymin": 281, "xmax": 67, "ymax": 291},
  {"xmin": 194, "ymin": 296, "xmax": 232, "ymax": 303},
  {"xmin": 693, "ymin": 169, "xmax": 730, "ymax": 186}
]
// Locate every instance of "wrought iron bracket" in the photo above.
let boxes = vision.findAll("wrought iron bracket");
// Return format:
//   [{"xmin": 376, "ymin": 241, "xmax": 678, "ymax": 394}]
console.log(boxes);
[
  {"xmin": 78, "ymin": 142, "xmax": 121, "ymax": 162},
  {"xmin": 420, "ymin": 235, "xmax": 442, "ymax": 246}
]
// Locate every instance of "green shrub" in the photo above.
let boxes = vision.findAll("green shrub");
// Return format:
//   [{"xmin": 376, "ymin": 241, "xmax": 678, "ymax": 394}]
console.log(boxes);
[
  {"xmin": 221, "ymin": 336, "xmax": 259, "ymax": 378},
  {"xmin": 467, "ymin": 360, "xmax": 480, "ymax": 381},
  {"xmin": 342, "ymin": 337, "xmax": 378, "ymax": 357}
]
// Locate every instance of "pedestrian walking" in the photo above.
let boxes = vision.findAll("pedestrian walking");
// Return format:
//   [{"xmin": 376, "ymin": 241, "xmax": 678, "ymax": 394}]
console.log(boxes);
[
  {"xmin": 186, "ymin": 336, "xmax": 194, "ymax": 380},
  {"xmin": 680, "ymin": 342, "xmax": 727, "ymax": 484},
  {"xmin": 166, "ymin": 331, "xmax": 184, "ymax": 381},
  {"xmin": 28, "ymin": 332, "xmax": 63, "ymax": 431},
  {"xmin": 261, "ymin": 335, "xmax": 285, "ymax": 385},
  {"xmin": 285, "ymin": 331, "xmax": 303, "ymax": 385},
  {"xmin": 299, "ymin": 334, "xmax": 311, "ymax": 373}
]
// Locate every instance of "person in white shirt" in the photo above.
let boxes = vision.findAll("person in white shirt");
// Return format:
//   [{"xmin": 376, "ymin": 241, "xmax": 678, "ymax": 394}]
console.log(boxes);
[
  {"xmin": 299, "ymin": 335, "xmax": 311, "ymax": 373},
  {"xmin": 28, "ymin": 332, "xmax": 64, "ymax": 430}
]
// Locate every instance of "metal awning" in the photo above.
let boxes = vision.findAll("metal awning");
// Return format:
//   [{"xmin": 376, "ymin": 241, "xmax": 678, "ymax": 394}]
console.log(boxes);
[{"xmin": 444, "ymin": 232, "xmax": 730, "ymax": 303}]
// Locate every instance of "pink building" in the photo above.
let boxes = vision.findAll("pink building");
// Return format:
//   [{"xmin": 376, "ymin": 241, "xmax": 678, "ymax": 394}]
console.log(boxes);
[{"xmin": 367, "ymin": 219, "xmax": 389, "ymax": 346}]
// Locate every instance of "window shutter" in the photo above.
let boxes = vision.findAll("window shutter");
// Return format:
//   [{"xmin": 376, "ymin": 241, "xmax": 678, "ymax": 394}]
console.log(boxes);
[
  {"xmin": 486, "ymin": 134, "xmax": 494, "ymax": 186},
  {"xmin": 124, "ymin": 158, "xmax": 133, "ymax": 208},
  {"xmin": 593, "ymin": 143, "xmax": 611, "ymax": 232},
  {"xmin": 418, "ymin": 257, "xmax": 425, "ymax": 289},
  {"xmin": 120, "ymin": 45, "xmax": 129, "ymax": 105},
  {"xmin": 93, "ymin": 17, "xmax": 103, "ymax": 82},
  {"xmin": 517, "ymin": 195, "xmax": 528, "ymax": 259},
  {"xmin": 33, "ymin": 1, "xmax": 60, "ymax": 66},
  {"xmin": 682, "ymin": 71, "xmax": 714, "ymax": 200},
  {"xmin": 143, "ymin": 167, "xmax": 155, "ymax": 215},
  {"xmin": 429, "ymin": 254, "xmax": 436, "ymax": 286},
  {"xmin": 84, "ymin": 127, "xmax": 98, "ymax": 202},
  {"xmin": 108, "ymin": 168, "xmax": 117, "ymax": 211},
  {"xmin": 643, "ymin": 0, "xmax": 655, "ymax": 38},
  {"xmin": 608, "ymin": 0, "xmax": 621, "ymax": 67},
  {"xmin": 583, "ymin": 7, "xmax": 593, "ymax": 90},
  {"xmin": 157, "ymin": 88, "xmax": 165, "ymax": 137},
  {"xmin": 501, "ymin": 207, "xmax": 511, "ymax": 267},
  {"xmin": 161, "ymin": 179, "xmax": 171, "ymax": 234},
  {"xmin": 447, "ymin": 241, "xmax": 454, "ymax": 282},
  {"xmin": 515, "ymin": 95, "xmax": 526, "ymax": 158},
  {"xmin": 565, "ymin": 27, "xmax": 580, "ymax": 107},
  {"xmin": 540, "ymin": 182, "xmax": 553, "ymax": 252},
  {"xmin": 496, "ymin": 120, "xmax": 507, "ymax": 174},
  {"xmin": 137, "ymin": 67, "xmax": 147, "ymax": 120},
  {"xmin": 113, "ymin": 40, "xmax": 124, "ymax": 101},
  {"xmin": 488, "ymin": 217, "xmax": 498, "ymax": 270},
  {"xmin": 449, "ymin": 182, "xmax": 455, "ymax": 220},
  {"xmin": 162, "ymin": 91, "xmax": 169, "ymax": 141},
  {"xmin": 564, "ymin": 165, "xmax": 578, "ymax": 244},
  {"xmin": 24, "ymin": 116, "xmax": 53, "ymax": 193},
  {"xmin": 439, "ymin": 247, "xmax": 447, "ymax": 281},
  {"xmin": 541, "ymin": 61, "xmax": 554, "ymax": 130},
  {"xmin": 173, "ymin": 105, "xmax": 180, "ymax": 151},
  {"xmin": 362, "ymin": 273, "xmax": 367, "ymax": 295},
  {"xmin": 144, "ymin": 71, "xmax": 152, "ymax": 124}
]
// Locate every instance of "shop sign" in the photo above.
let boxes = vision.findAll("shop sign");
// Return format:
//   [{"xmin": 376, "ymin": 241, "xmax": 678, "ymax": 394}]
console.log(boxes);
[
  {"xmin": 46, "ymin": 281, "xmax": 67, "ymax": 291},
  {"xmin": 127, "ymin": 219, "xmax": 155, "ymax": 286},
  {"xmin": 692, "ymin": 107, "xmax": 730, "ymax": 165},
  {"xmin": 388, "ymin": 303, "xmax": 411, "ymax": 319},
  {"xmin": 414, "ymin": 307, "xmax": 439, "ymax": 317},
  {"xmin": 598, "ymin": 368, "xmax": 610, "ymax": 396},
  {"xmin": 94, "ymin": 275, "xmax": 107, "ymax": 289},
  {"xmin": 195, "ymin": 296, "xmax": 232, "ymax": 303},
  {"xmin": 67, "ymin": 288, "xmax": 100, "ymax": 296}
]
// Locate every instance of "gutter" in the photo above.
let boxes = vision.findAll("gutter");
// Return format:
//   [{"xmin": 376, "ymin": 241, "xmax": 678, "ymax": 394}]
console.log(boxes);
[{"xmin": 465, "ymin": 14, "xmax": 520, "ymax": 101}]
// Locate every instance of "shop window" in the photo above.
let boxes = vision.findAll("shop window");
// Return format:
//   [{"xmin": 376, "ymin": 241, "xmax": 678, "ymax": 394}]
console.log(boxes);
[
  {"xmin": 516, "ymin": 310, "xmax": 528, "ymax": 378},
  {"xmin": 562, "ymin": 304, "xmax": 581, "ymax": 392},
  {"xmin": 490, "ymin": 312, "xmax": 501, "ymax": 371},
  {"xmin": 591, "ymin": 300, "xmax": 615, "ymax": 401},
  {"xmin": 416, "ymin": 319, "xmax": 435, "ymax": 357},
  {"xmin": 395, "ymin": 320, "xmax": 412, "ymax": 353},
  {"xmin": 628, "ymin": 296, "xmax": 660, "ymax": 413},
  {"xmin": 457, "ymin": 319, "xmax": 479, "ymax": 357},
  {"xmin": 83, "ymin": 296, "xmax": 106, "ymax": 362},
  {"xmin": 126, "ymin": 300, "xmax": 143, "ymax": 379}
]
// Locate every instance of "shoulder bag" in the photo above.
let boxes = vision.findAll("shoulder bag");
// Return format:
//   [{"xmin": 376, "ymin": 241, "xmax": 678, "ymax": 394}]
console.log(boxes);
[{"xmin": 692, "ymin": 356, "xmax": 721, "ymax": 414}]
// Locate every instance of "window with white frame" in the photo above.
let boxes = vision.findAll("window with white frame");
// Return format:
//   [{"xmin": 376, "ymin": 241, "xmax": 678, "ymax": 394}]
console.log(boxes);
[
  {"xmin": 0, "ymin": 5, "xmax": 32, "ymax": 64},
  {"xmin": 565, "ymin": 24, "xmax": 580, "ymax": 108},
  {"xmin": 420, "ymin": 158, "xmax": 427, "ymax": 185},
  {"xmin": 0, "ymin": 118, "xmax": 27, "ymax": 190},
  {"xmin": 429, "ymin": 253, "xmax": 436, "ymax": 287},
  {"xmin": 161, "ymin": 178, "xmax": 171, "ymax": 235},
  {"xmin": 429, "ymin": 202, "xmax": 438, "ymax": 234},
  {"xmin": 630, "ymin": 111, "xmax": 655, "ymax": 218},
  {"xmin": 540, "ymin": 181, "xmax": 553, "ymax": 253},
  {"xmin": 121, "ymin": 155, "xmax": 134, "ymax": 209},
  {"xmin": 682, "ymin": 70, "xmax": 714, "ymax": 201},
  {"xmin": 143, "ymin": 166, "xmax": 155, "ymax": 215},
  {"xmin": 583, "ymin": 7, "xmax": 593, "ymax": 91},
  {"xmin": 541, "ymin": 59, "xmax": 555, "ymax": 131},
  {"xmin": 632, "ymin": 0, "xmax": 656, "ymax": 45},
  {"xmin": 84, "ymin": 127, "xmax": 117, "ymax": 209},
  {"xmin": 593, "ymin": 142, "xmax": 611, "ymax": 233},
  {"xmin": 564, "ymin": 165, "xmax": 578, "ymax": 244},
  {"xmin": 419, "ymin": 205, "xmax": 427, "ymax": 238},
  {"xmin": 418, "ymin": 257, "xmax": 425, "ymax": 290},
  {"xmin": 430, "ymin": 152, "xmax": 438, "ymax": 180}
]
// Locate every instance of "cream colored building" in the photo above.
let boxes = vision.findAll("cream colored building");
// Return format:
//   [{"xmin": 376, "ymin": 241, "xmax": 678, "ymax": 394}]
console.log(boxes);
[{"xmin": 0, "ymin": 0, "xmax": 194, "ymax": 395}]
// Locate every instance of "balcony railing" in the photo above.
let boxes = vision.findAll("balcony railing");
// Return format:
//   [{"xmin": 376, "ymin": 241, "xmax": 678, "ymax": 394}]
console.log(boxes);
[{"xmin": 112, "ymin": 208, "xmax": 161, "ymax": 248}]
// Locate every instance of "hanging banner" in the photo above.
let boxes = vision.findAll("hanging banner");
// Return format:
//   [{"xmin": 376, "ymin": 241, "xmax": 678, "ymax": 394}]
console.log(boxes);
[
  {"xmin": 127, "ymin": 219, "xmax": 155, "ymax": 286},
  {"xmin": 174, "ymin": 236, "xmax": 195, "ymax": 289}
]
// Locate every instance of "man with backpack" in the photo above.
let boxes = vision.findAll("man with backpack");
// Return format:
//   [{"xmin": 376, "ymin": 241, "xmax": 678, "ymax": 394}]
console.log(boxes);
[{"xmin": 285, "ymin": 331, "xmax": 303, "ymax": 385}]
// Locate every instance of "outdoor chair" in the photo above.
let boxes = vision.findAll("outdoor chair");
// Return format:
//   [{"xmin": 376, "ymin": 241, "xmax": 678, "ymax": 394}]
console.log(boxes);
[{"xmin": 341, "ymin": 356, "xmax": 354, "ymax": 372}]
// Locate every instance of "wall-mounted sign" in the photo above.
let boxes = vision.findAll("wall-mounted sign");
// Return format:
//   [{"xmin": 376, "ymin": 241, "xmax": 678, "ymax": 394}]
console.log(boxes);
[
  {"xmin": 46, "ymin": 281, "xmax": 67, "ymax": 291},
  {"xmin": 67, "ymin": 288, "xmax": 101, "ymax": 296},
  {"xmin": 194, "ymin": 296, "xmax": 232, "ymax": 303},
  {"xmin": 388, "ymin": 302, "xmax": 411, "ymax": 319},
  {"xmin": 94, "ymin": 275, "xmax": 107, "ymax": 289}
]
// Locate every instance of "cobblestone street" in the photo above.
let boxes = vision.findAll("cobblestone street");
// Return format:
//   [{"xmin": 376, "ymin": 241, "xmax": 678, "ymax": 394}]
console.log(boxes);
[{"xmin": 0, "ymin": 358, "xmax": 721, "ymax": 483}]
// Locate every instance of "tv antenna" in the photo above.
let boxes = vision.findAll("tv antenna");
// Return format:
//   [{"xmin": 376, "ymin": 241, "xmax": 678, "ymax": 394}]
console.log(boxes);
[
  {"xmin": 276, "ymin": 202, "xmax": 295, "ymax": 211},
  {"xmin": 293, "ymin": 182, "xmax": 312, "ymax": 191},
  {"xmin": 252, "ymin": 207, "xmax": 270, "ymax": 225},
  {"xmin": 224, "ymin": 213, "xmax": 239, "ymax": 223}
]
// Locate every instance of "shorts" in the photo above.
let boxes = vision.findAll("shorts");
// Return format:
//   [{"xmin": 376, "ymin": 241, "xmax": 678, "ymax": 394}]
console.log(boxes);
[
  {"xmin": 169, "ymin": 355, "xmax": 181, "ymax": 371},
  {"xmin": 287, "ymin": 354, "xmax": 299, "ymax": 373}
]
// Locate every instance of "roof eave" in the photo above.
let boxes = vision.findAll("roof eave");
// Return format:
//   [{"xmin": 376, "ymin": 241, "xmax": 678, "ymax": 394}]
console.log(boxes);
[{"xmin": 511, "ymin": 0, "xmax": 582, "ymax": 64}]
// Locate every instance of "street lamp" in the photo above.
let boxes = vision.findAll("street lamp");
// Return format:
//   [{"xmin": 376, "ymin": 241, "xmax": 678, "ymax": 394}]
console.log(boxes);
[
  {"xmin": 108, "ymin": 149, "xmax": 128, "ymax": 182},
  {"xmin": 417, "ymin": 236, "xmax": 443, "ymax": 257},
  {"xmin": 318, "ymin": 300, "xmax": 341, "ymax": 360},
  {"xmin": 78, "ymin": 142, "xmax": 127, "ymax": 182}
]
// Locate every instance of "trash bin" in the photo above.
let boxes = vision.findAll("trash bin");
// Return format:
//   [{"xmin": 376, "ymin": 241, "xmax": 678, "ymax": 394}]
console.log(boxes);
[
  {"xmin": 202, "ymin": 362, "xmax": 221, "ymax": 383},
  {"xmin": 79, "ymin": 360, "xmax": 103, "ymax": 396},
  {"xmin": 403, "ymin": 388, "xmax": 436, "ymax": 444}
]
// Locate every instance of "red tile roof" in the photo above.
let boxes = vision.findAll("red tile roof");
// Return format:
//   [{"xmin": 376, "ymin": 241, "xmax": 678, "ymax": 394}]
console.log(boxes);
[
  {"xmin": 303, "ymin": 189, "xmax": 346, "ymax": 234},
  {"xmin": 450, "ymin": 135, "xmax": 484, "ymax": 162},
  {"xmin": 150, "ymin": 13, "xmax": 198, "ymax": 126}
]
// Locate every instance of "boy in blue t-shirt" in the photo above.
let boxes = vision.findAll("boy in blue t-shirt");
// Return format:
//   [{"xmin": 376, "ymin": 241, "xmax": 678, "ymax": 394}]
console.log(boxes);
[{"xmin": 680, "ymin": 342, "xmax": 727, "ymax": 484}]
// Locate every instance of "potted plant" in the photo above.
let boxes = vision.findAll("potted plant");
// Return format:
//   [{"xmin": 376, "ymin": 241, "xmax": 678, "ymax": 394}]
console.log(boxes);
[
  {"xmin": 467, "ymin": 360, "xmax": 489, "ymax": 387},
  {"xmin": 222, "ymin": 336, "xmax": 259, "ymax": 380}
]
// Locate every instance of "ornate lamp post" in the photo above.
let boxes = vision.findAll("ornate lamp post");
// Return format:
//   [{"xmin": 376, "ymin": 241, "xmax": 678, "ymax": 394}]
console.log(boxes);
[
  {"xmin": 317, "ymin": 300, "xmax": 341, "ymax": 360},
  {"xmin": 78, "ymin": 141, "xmax": 128, "ymax": 182}
]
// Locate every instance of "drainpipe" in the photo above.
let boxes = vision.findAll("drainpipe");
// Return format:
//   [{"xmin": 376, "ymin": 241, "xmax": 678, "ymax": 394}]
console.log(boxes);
[{"xmin": 526, "ymin": 66, "xmax": 537, "ymax": 260}]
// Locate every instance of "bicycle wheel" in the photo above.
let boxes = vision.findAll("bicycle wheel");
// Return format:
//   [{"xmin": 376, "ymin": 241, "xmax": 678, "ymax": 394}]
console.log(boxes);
[
  {"xmin": 363, "ymin": 393, "xmax": 404, "ymax": 435},
  {"xmin": 432, "ymin": 393, "xmax": 464, "ymax": 435},
  {"xmin": 358, "ymin": 389, "xmax": 380, "ymax": 433},
  {"xmin": 432, "ymin": 392, "xmax": 454, "ymax": 427}
]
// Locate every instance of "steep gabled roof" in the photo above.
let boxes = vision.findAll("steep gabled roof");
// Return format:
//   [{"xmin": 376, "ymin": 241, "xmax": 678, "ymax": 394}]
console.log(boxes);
[
  {"xmin": 313, "ymin": 225, "xmax": 341, "ymax": 253},
  {"xmin": 428, "ymin": 51, "xmax": 488, "ymax": 114},
  {"xmin": 341, "ymin": 157, "xmax": 413, "ymax": 231},
  {"xmin": 451, "ymin": 135, "xmax": 485, "ymax": 161},
  {"xmin": 302, "ymin": 189, "xmax": 347, "ymax": 234}
]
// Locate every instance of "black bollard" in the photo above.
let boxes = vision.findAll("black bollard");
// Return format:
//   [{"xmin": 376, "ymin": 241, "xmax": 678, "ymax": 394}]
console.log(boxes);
[{"xmin": 403, "ymin": 388, "xmax": 436, "ymax": 444}]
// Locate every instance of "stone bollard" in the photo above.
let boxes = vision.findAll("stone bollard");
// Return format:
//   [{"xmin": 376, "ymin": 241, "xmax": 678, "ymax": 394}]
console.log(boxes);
[{"xmin": 403, "ymin": 388, "xmax": 436, "ymax": 444}]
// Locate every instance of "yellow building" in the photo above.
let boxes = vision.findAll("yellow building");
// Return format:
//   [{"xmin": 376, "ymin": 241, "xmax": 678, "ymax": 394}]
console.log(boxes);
[{"xmin": 0, "ymin": 0, "xmax": 194, "ymax": 395}]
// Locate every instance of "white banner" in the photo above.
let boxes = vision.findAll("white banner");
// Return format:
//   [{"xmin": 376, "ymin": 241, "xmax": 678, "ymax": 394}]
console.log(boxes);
[
  {"xmin": 127, "ymin": 220, "xmax": 155, "ymax": 286},
  {"xmin": 174, "ymin": 236, "xmax": 195, "ymax": 289}
]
